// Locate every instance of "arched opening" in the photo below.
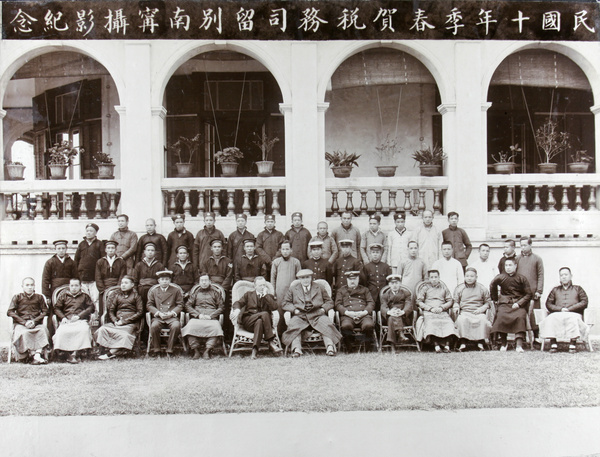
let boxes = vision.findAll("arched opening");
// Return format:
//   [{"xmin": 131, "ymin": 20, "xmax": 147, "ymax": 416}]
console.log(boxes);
[
  {"xmin": 487, "ymin": 49, "xmax": 595, "ymax": 174},
  {"xmin": 325, "ymin": 48, "xmax": 442, "ymax": 178},
  {"xmin": 164, "ymin": 50, "xmax": 285, "ymax": 179},
  {"xmin": 2, "ymin": 50, "xmax": 121, "ymax": 180}
]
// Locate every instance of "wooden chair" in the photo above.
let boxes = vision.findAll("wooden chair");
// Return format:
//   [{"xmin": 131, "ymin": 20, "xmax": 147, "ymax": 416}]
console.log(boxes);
[
  {"xmin": 334, "ymin": 309, "xmax": 379, "ymax": 353},
  {"xmin": 228, "ymin": 280, "xmax": 281, "ymax": 357},
  {"xmin": 534, "ymin": 308, "xmax": 594, "ymax": 352},
  {"xmin": 377, "ymin": 285, "xmax": 420, "ymax": 352},
  {"xmin": 98, "ymin": 285, "xmax": 144, "ymax": 357},
  {"xmin": 145, "ymin": 283, "xmax": 187, "ymax": 355},
  {"xmin": 7, "ymin": 314, "xmax": 49, "ymax": 364},
  {"xmin": 181, "ymin": 282, "xmax": 227, "ymax": 355},
  {"xmin": 282, "ymin": 279, "xmax": 337, "ymax": 355}
]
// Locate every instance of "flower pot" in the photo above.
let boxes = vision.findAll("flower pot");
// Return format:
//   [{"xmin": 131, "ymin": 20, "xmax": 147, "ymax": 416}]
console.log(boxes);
[
  {"xmin": 176, "ymin": 163, "xmax": 194, "ymax": 177},
  {"xmin": 49, "ymin": 164, "xmax": 68, "ymax": 180},
  {"xmin": 419, "ymin": 164, "xmax": 442, "ymax": 176},
  {"xmin": 375, "ymin": 165, "xmax": 397, "ymax": 177},
  {"xmin": 567, "ymin": 162, "xmax": 590, "ymax": 173},
  {"xmin": 97, "ymin": 163, "xmax": 115, "ymax": 179},
  {"xmin": 492, "ymin": 162, "xmax": 516, "ymax": 174},
  {"xmin": 6, "ymin": 164, "xmax": 25, "ymax": 180},
  {"xmin": 256, "ymin": 161, "xmax": 274, "ymax": 177},
  {"xmin": 331, "ymin": 166, "xmax": 353, "ymax": 178},
  {"xmin": 538, "ymin": 163, "xmax": 558, "ymax": 174},
  {"xmin": 220, "ymin": 162, "xmax": 239, "ymax": 177}
]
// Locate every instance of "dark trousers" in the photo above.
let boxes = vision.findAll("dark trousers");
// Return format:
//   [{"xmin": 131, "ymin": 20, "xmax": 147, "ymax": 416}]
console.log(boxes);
[
  {"xmin": 241, "ymin": 312, "xmax": 274, "ymax": 348},
  {"xmin": 340, "ymin": 315, "xmax": 374, "ymax": 346},
  {"xmin": 150, "ymin": 317, "xmax": 181, "ymax": 353}
]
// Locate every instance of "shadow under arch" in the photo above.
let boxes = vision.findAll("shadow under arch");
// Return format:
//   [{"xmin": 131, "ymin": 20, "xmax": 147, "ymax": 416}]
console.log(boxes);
[{"xmin": 318, "ymin": 41, "xmax": 450, "ymax": 106}]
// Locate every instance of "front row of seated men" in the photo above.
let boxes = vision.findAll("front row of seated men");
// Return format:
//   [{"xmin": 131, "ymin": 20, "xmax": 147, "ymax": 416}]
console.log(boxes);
[{"xmin": 7, "ymin": 261, "xmax": 590, "ymax": 363}]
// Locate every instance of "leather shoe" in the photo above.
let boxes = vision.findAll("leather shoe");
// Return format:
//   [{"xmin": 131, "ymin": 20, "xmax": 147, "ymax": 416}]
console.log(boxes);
[
  {"xmin": 269, "ymin": 340, "xmax": 283, "ymax": 354},
  {"xmin": 192, "ymin": 349, "xmax": 201, "ymax": 360},
  {"xmin": 291, "ymin": 350, "xmax": 301, "ymax": 358},
  {"xmin": 250, "ymin": 348, "xmax": 258, "ymax": 360},
  {"xmin": 66, "ymin": 355, "xmax": 79, "ymax": 364},
  {"xmin": 202, "ymin": 348, "xmax": 211, "ymax": 360}
]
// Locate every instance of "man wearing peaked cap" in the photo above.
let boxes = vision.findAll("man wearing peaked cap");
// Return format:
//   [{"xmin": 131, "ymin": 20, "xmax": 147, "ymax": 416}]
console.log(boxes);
[
  {"xmin": 333, "ymin": 239, "xmax": 362, "ymax": 291},
  {"xmin": 285, "ymin": 212, "xmax": 312, "ymax": 264},
  {"xmin": 303, "ymin": 240, "xmax": 333, "ymax": 285},
  {"xmin": 380, "ymin": 273, "xmax": 413, "ymax": 346},
  {"xmin": 256, "ymin": 213, "xmax": 285, "ymax": 277},
  {"xmin": 388, "ymin": 211, "xmax": 415, "ymax": 273},
  {"xmin": 363, "ymin": 242, "xmax": 392, "ymax": 311},
  {"xmin": 193, "ymin": 211, "xmax": 226, "ymax": 272},
  {"xmin": 361, "ymin": 214, "xmax": 388, "ymax": 264},
  {"xmin": 228, "ymin": 213, "xmax": 255, "ymax": 280},
  {"xmin": 75, "ymin": 223, "xmax": 105, "ymax": 316}
]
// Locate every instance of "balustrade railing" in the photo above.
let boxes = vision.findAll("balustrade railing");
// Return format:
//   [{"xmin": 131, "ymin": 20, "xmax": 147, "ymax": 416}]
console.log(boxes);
[
  {"xmin": 1, "ymin": 181, "xmax": 121, "ymax": 221},
  {"xmin": 326, "ymin": 177, "xmax": 448, "ymax": 217},
  {"xmin": 162, "ymin": 178, "xmax": 286, "ymax": 218},
  {"xmin": 487, "ymin": 175, "xmax": 599, "ymax": 212}
]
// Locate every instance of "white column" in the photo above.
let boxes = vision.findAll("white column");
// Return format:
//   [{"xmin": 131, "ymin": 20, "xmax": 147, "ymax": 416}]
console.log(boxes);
[
  {"xmin": 591, "ymin": 104, "xmax": 600, "ymax": 167},
  {"xmin": 0, "ymin": 108, "xmax": 6, "ymax": 181}
]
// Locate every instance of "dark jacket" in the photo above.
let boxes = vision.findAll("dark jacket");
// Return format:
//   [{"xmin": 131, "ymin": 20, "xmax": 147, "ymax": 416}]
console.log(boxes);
[
  {"xmin": 193, "ymin": 226, "xmax": 226, "ymax": 270},
  {"xmin": 200, "ymin": 255, "xmax": 233, "ymax": 289},
  {"xmin": 74, "ymin": 238, "xmax": 105, "ymax": 282},
  {"xmin": 95, "ymin": 256, "xmax": 127, "ymax": 294},
  {"xmin": 256, "ymin": 228, "xmax": 285, "ymax": 265},
  {"xmin": 185, "ymin": 286, "xmax": 224, "ymax": 319},
  {"xmin": 54, "ymin": 290, "xmax": 95, "ymax": 321},
  {"xmin": 335, "ymin": 285, "xmax": 375, "ymax": 314},
  {"xmin": 108, "ymin": 289, "xmax": 144, "ymax": 325},
  {"xmin": 285, "ymin": 226, "xmax": 312, "ymax": 263},
  {"xmin": 8, "ymin": 293, "xmax": 48, "ymax": 325},
  {"xmin": 234, "ymin": 254, "xmax": 267, "ymax": 282},
  {"xmin": 166, "ymin": 229, "xmax": 195, "ymax": 266},
  {"xmin": 42, "ymin": 254, "xmax": 78, "ymax": 298},
  {"xmin": 545, "ymin": 283, "xmax": 588, "ymax": 316},
  {"xmin": 137, "ymin": 232, "xmax": 168, "ymax": 266},
  {"xmin": 232, "ymin": 290, "xmax": 277, "ymax": 323},
  {"xmin": 169, "ymin": 261, "xmax": 199, "ymax": 293}
]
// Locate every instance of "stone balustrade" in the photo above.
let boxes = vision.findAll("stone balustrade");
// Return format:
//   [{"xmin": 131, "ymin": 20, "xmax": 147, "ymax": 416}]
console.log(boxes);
[
  {"xmin": 0, "ymin": 180, "xmax": 121, "ymax": 221},
  {"xmin": 162, "ymin": 177, "xmax": 287, "ymax": 218},
  {"xmin": 326, "ymin": 176, "xmax": 449, "ymax": 217}
]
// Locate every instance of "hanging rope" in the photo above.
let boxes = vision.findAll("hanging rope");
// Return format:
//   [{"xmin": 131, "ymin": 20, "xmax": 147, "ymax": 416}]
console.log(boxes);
[
  {"xmin": 376, "ymin": 87, "xmax": 383, "ymax": 136},
  {"xmin": 395, "ymin": 85, "xmax": 403, "ymax": 139},
  {"xmin": 234, "ymin": 72, "xmax": 247, "ymax": 148},
  {"xmin": 204, "ymin": 62, "xmax": 222, "ymax": 152}
]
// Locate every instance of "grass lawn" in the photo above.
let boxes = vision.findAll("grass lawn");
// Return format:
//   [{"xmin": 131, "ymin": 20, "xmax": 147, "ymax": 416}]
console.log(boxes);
[{"xmin": 1, "ymin": 349, "xmax": 599, "ymax": 416}]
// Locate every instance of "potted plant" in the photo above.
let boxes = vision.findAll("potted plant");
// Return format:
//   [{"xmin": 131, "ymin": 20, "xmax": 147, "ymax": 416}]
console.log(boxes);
[
  {"xmin": 46, "ymin": 141, "xmax": 83, "ymax": 180},
  {"xmin": 374, "ymin": 135, "xmax": 403, "ymax": 177},
  {"xmin": 5, "ymin": 160, "xmax": 25, "ymax": 180},
  {"xmin": 253, "ymin": 132, "xmax": 279, "ymax": 177},
  {"xmin": 534, "ymin": 119, "xmax": 570, "ymax": 174},
  {"xmin": 169, "ymin": 134, "xmax": 202, "ymax": 177},
  {"xmin": 215, "ymin": 146, "xmax": 244, "ymax": 177},
  {"xmin": 325, "ymin": 150, "xmax": 361, "ymax": 178},
  {"xmin": 412, "ymin": 143, "xmax": 446, "ymax": 176},
  {"xmin": 93, "ymin": 151, "xmax": 115, "ymax": 179},
  {"xmin": 491, "ymin": 144, "xmax": 521, "ymax": 174},
  {"xmin": 567, "ymin": 150, "xmax": 593, "ymax": 173}
]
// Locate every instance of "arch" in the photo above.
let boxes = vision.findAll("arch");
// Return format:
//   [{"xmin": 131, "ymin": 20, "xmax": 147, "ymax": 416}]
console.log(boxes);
[
  {"xmin": 152, "ymin": 41, "xmax": 291, "ymax": 107},
  {"xmin": 0, "ymin": 42, "xmax": 125, "ymax": 106},
  {"xmin": 318, "ymin": 41, "xmax": 450, "ymax": 105},
  {"xmin": 482, "ymin": 42, "xmax": 599, "ymax": 105}
]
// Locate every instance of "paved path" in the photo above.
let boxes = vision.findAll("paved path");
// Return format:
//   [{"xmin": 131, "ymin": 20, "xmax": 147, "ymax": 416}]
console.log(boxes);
[{"xmin": 1, "ymin": 407, "xmax": 599, "ymax": 457}]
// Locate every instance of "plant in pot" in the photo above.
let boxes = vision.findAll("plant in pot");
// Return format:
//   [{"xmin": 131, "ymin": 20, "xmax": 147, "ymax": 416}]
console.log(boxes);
[
  {"xmin": 412, "ymin": 144, "xmax": 446, "ymax": 176},
  {"xmin": 534, "ymin": 119, "xmax": 570, "ymax": 174},
  {"xmin": 215, "ymin": 146, "xmax": 244, "ymax": 177},
  {"xmin": 169, "ymin": 134, "xmax": 202, "ymax": 177},
  {"xmin": 567, "ymin": 150, "xmax": 593, "ymax": 173},
  {"xmin": 46, "ymin": 141, "xmax": 82, "ymax": 180},
  {"xmin": 92, "ymin": 151, "xmax": 115, "ymax": 179},
  {"xmin": 491, "ymin": 144, "xmax": 521, "ymax": 174},
  {"xmin": 253, "ymin": 132, "xmax": 279, "ymax": 177},
  {"xmin": 5, "ymin": 160, "xmax": 25, "ymax": 180},
  {"xmin": 374, "ymin": 135, "xmax": 403, "ymax": 177},
  {"xmin": 325, "ymin": 150, "xmax": 361, "ymax": 178}
]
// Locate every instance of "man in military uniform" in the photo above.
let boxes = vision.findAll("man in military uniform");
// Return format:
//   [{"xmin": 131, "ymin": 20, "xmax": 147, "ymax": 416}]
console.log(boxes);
[
  {"xmin": 335, "ymin": 271, "xmax": 375, "ymax": 351},
  {"xmin": 95, "ymin": 240, "xmax": 127, "ymax": 316},
  {"xmin": 146, "ymin": 270, "xmax": 184, "ymax": 357},
  {"xmin": 363, "ymin": 243, "xmax": 392, "ymax": 310},
  {"xmin": 333, "ymin": 239, "xmax": 362, "ymax": 291},
  {"xmin": 303, "ymin": 240, "xmax": 333, "ymax": 286},
  {"xmin": 132, "ymin": 242, "xmax": 164, "ymax": 303}
]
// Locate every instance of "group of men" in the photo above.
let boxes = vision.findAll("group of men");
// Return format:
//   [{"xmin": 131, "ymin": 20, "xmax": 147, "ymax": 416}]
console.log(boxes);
[{"xmin": 7, "ymin": 209, "xmax": 591, "ymax": 363}]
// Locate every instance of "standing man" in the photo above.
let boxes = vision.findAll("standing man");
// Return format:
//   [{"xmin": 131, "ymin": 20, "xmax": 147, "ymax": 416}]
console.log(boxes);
[
  {"xmin": 331, "ymin": 212, "xmax": 361, "ymax": 262},
  {"xmin": 387, "ymin": 212, "xmax": 413, "ymax": 273},
  {"xmin": 271, "ymin": 240, "xmax": 301, "ymax": 335},
  {"xmin": 303, "ymin": 240, "xmax": 333, "ymax": 286},
  {"xmin": 42, "ymin": 239, "xmax": 77, "ymax": 333},
  {"xmin": 132, "ymin": 242, "xmax": 164, "ymax": 303},
  {"xmin": 95, "ymin": 240, "xmax": 127, "ymax": 316},
  {"xmin": 399, "ymin": 241, "xmax": 428, "ymax": 297},
  {"xmin": 201, "ymin": 239, "xmax": 233, "ymax": 291},
  {"xmin": 470, "ymin": 244, "xmax": 499, "ymax": 291},
  {"xmin": 169, "ymin": 245, "xmax": 199, "ymax": 296},
  {"xmin": 146, "ymin": 270, "xmax": 184, "ymax": 358},
  {"xmin": 332, "ymin": 239, "xmax": 363, "ymax": 291},
  {"xmin": 363, "ymin": 243, "xmax": 392, "ymax": 310},
  {"xmin": 193, "ymin": 211, "xmax": 226, "ymax": 273},
  {"xmin": 110, "ymin": 214, "xmax": 137, "ymax": 274},
  {"xmin": 227, "ymin": 214, "xmax": 255, "ymax": 279},
  {"xmin": 234, "ymin": 239, "xmax": 267, "ymax": 283},
  {"xmin": 74, "ymin": 223, "xmax": 105, "ymax": 315},
  {"xmin": 489, "ymin": 258, "xmax": 532, "ymax": 353},
  {"xmin": 166, "ymin": 214, "xmax": 195, "ymax": 267},
  {"xmin": 285, "ymin": 212, "xmax": 312, "ymax": 264},
  {"xmin": 442, "ymin": 212, "xmax": 472, "ymax": 271},
  {"xmin": 413, "ymin": 210, "xmax": 442, "ymax": 270},
  {"xmin": 7, "ymin": 278, "xmax": 49, "ymax": 364},
  {"xmin": 307, "ymin": 221, "xmax": 338, "ymax": 264},
  {"xmin": 431, "ymin": 241, "xmax": 464, "ymax": 293},
  {"xmin": 137, "ymin": 219, "xmax": 168, "ymax": 266},
  {"xmin": 498, "ymin": 239, "xmax": 517, "ymax": 274},
  {"xmin": 360, "ymin": 215, "xmax": 388, "ymax": 264},
  {"xmin": 255, "ymin": 214, "xmax": 285, "ymax": 275},
  {"xmin": 516, "ymin": 237, "xmax": 544, "ymax": 340}
]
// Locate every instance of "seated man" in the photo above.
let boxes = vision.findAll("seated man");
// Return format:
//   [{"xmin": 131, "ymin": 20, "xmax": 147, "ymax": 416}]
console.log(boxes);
[
  {"xmin": 182, "ymin": 273, "xmax": 224, "ymax": 360},
  {"xmin": 52, "ymin": 278, "xmax": 95, "ymax": 364},
  {"xmin": 416, "ymin": 270, "xmax": 457, "ymax": 353},
  {"xmin": 335, "ymin": 271, "xmax": 375, "ymax": 351},
  {"xmin": 453, "ymin": 267, "xmax": 492, "ymax": 352},
  {"xmin": 489, "ymin": 258, "xmax": 532, "ymax": 353},
  {"xmin": 146, "ymin": 270, "xmax": 184, "ymax": 357},
  {"xmin": 230, "ymin": 276, "xmax": 282, "ymax": 360},
  {"xmin": 7, "ymin": 277, "xmax": 50, "ymax": 364},
  {"xmin": 94, "ymin": 276, "xmax": 144, "ymax": 360},
  {"xmin": 281, "ymin": 269, "xmax": 341, "ymax": 357},
  {"xmin": 380, "ymin": 274, "xmax": 413, "ymax": 346},
  {"xmin": 540, "ymin": 267, "xmax": 589, "ymax": 353}
]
